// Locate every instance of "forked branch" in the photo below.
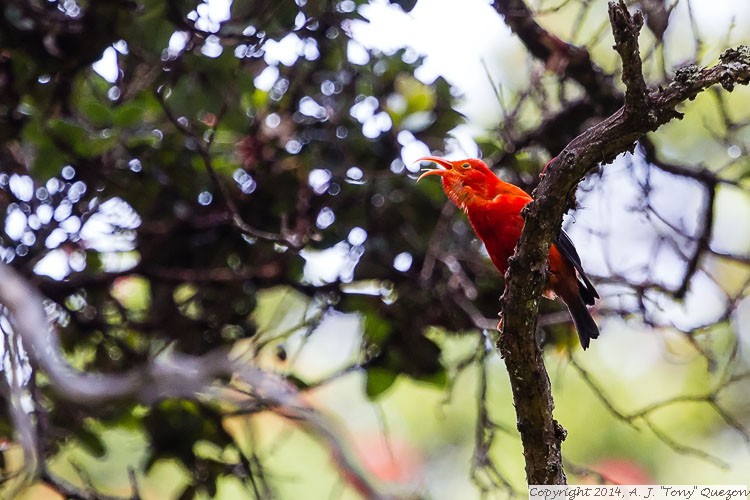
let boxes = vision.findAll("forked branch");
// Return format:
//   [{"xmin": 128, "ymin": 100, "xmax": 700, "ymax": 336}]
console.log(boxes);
[{"xmin": 497, "ymin": 0, "xmax": 750, "ymax": 486}]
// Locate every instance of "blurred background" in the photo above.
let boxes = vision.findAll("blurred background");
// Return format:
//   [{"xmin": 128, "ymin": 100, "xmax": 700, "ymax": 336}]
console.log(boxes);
[{"xmin": 1, "ymin": 0, "xmax": 749, "ymax": 498}]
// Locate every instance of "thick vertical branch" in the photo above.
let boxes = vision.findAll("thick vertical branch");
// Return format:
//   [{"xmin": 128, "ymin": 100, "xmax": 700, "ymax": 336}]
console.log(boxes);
[
  {"xmin": 496, "ymin": 0, "xmax": 750, "ymax": 486},
  {"xmin": 497, "ymin": 204, "xmax": 567, "ymax": 485},
  {"xmin": 609, "ymin": 5, "xmax": 649, "ymax": 113}
]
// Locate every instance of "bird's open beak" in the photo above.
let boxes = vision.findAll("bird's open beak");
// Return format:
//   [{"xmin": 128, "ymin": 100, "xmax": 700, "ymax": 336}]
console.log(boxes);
[{"xmin": 416, "ymin": 156, "xmax": 453, "ymax": 182}]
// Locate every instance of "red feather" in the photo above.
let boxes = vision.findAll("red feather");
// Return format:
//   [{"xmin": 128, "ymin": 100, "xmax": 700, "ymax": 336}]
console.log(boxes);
[{"xmin": 418, "ymin": 156, "xmax": 599, "ymax": 349}]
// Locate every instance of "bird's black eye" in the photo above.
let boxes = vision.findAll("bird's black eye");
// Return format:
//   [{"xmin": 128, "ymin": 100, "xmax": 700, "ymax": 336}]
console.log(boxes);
[{"xmin": 461, "ymin": 162, "xmax": 470, "ymax": 169}]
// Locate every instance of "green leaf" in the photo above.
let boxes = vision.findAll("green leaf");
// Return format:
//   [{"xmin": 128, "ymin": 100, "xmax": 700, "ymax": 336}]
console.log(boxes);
[
  {"xmin": 113, "ymin": 102, "xmax": 146, "ymax": 128},
  {"xmin": 416, "ymin": 368, "xmax": 447, "ymax": 389},
  {"xmin": 46, "ymin": 119, "xmax": 117, "ymax": 158},
  {"xmin": 30, "ymin": 141, "xmax": 66, "ymax": 179},
  {"xmin": 76, "ymin": 427, "xmax": 107, "ymax": 458},
  {"xmin": 88, "ymin": 134, "xmax": 119, "ymax": 157},
  {"xmin": 48, "ymin": 119, "xmax": 88, "ymax": 149},
  {"xmin": 22, "ymin": 117, "xmax": 65, "ymax": 179},
  {"xmin": 362, "ymin": 309, "xmax": 392, "ymax": 345},
  {"xmin": 81, "ymin": 101, "xmax": 113, "ymax": 127},
  {"xmin": 365, "ymin": 367, "xmax": 397, "ymax": 398}
]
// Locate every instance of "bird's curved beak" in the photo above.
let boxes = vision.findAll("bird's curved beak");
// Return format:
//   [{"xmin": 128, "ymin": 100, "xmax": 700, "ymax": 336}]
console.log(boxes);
[{"xmin": 416, "ymin": 156, "xmax": 453, "ymax": 182}]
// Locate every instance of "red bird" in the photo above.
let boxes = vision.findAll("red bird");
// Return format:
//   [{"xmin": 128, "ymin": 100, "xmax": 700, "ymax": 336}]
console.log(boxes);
[{"xmin": 417, "ymin": 156, "xmax": 599, "ymax": 349}]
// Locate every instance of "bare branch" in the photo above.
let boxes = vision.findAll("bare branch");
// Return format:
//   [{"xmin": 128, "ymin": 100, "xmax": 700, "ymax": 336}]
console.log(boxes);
[
  {"xmin": 41, "ymin": 466, "xmax": 127, "ymax": 500},
  {"xmin": 492, "ymin": 0, "xmax": 619, "ymax": 105},
  {"xmin": 568, "ymin": 356, "xmax": 736, "ymax": 469},
  {"xmin": 470, "ymin": 352, "xmax": 516, "ymax": 497},
  {"xmin": 643, "ymin": 419, "xmax": 728, "ymax": 469}
]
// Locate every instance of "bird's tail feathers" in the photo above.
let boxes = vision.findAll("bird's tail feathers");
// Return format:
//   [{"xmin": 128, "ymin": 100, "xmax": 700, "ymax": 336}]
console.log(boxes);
[{"xmin": 564, "ymin": 291, "xmax": 599, "ymax": 350}]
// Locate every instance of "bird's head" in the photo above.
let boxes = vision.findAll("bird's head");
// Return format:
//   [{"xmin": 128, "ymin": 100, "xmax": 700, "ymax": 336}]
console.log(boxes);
[{"xmin": 416, "ymin": 156, "xmax": 501, "ymax": 208}]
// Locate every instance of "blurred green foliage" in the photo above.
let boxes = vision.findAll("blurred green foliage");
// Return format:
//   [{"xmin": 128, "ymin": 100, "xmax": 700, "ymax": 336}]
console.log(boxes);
[
  {"xmin": 1, "ymin": 0, "xmax": 750, "ymax": 498},
  {"xmin": 0, "ymin": 0, "xmax": 474, "ymax": 496}
]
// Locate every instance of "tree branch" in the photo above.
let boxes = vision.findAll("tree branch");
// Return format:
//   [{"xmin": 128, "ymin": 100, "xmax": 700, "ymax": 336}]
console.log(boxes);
[
  {"xmin": 492, "ymin": 0, "xmax": 619, "ymax": 105},
  {"xmin": 0, "ymin": 263, "xmax": 388, "ymax": 499},
  {"xmin": 492, "ymin": 0, "xmax": 624, "ymax": 167},
  {"xmin": 496, "ymin": 0, "xmax": 750, "ymax": 486},
  {"xmin": 609, "ymin": 4, "xmax": 648, "ymax": 114}
]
